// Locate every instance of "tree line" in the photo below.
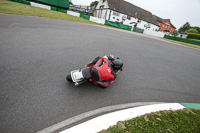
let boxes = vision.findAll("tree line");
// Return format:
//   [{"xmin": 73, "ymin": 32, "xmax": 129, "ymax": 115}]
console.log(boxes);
[{"xmin": 178, "ymin": 22, "xmax": 200, "ymax": 34}]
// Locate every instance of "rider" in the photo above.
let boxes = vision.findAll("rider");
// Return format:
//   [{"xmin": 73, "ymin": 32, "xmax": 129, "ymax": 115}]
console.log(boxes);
[{"xmin": 85, "ymin": 55, "xmax": 123, "ymax": 88}]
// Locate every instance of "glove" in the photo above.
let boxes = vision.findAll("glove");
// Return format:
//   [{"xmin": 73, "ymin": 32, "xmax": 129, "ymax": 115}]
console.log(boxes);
[{"xmin": 92, "ymin": 56, "xmax": 101, "ymax": 64}]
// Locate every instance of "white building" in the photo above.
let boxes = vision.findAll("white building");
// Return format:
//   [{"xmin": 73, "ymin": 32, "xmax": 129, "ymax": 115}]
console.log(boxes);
[{"xmin": 96, "ymin": 0, "xmax": 159, "ymax": 31}]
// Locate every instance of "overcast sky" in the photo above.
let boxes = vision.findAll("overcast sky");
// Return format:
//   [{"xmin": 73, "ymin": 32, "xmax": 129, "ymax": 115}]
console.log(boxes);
[{"xmin": 71, "ymin": 0, "xmax": 200, "ymax": 29}]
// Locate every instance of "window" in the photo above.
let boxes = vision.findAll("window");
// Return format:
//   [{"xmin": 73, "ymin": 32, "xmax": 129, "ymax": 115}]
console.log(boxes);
[
  {"xmin": 144, "ymin": 23, "xmax": 151, "ymax": 28},
  {"xmin": 113, "ymin": 11, "xmax": 120, "ymax": 17},
  {"xmin": 137, "ymin": 20, "xmax": 141, "ymax": 23},
  {"xmin": 127, "ymin": 16, "xmax": 131, "ymax": 20},
  {"xmin": 100, "ymin": 5, "xmax": 104, "ymax": 9}
]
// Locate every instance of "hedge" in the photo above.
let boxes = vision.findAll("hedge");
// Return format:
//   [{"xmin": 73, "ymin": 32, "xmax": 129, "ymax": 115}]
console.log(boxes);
[{"xmin": 186, "ymin": 33, "xmax": 200, "ymax": 40}]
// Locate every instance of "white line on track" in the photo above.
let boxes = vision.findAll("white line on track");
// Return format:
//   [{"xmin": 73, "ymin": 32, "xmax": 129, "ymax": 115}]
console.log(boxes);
[
  {"xmin": 61, "ymin": 103, "xmax": 185, "ymax": 133},
  {"xmin": 37, "ymin": 102, "xmax": 163, "ymax": 133}
]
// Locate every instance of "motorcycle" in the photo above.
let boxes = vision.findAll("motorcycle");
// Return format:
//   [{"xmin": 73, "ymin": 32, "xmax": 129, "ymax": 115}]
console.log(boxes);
[{"xmin": 66, "ymin": 56, "xmax": 123, "ymax": 86}]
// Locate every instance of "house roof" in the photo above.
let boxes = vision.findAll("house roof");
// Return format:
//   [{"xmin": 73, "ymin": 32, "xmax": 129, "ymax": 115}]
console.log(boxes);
[
  {"xmin": 106, "ymin": 0, "xmax": 159, "ymax": 26},
  {"xmin": 179, "ymin": 32, "xmax": 188, "ymax": 35},
  {"xmin": 153, "ymin": 15, "xmax": 176, "ymax": 29}
]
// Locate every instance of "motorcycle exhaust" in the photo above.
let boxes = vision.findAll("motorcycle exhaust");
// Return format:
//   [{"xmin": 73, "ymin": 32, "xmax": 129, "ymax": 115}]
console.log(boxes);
[{"xmin": 74, "ymin": 81, "xmax": 84, "ymax": 86}]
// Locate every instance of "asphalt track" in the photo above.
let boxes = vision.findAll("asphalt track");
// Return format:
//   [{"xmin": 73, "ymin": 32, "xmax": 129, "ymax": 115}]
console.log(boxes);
[{"xmin": 0, "ymin": 14, "xmax": 200, "ymax": 133}]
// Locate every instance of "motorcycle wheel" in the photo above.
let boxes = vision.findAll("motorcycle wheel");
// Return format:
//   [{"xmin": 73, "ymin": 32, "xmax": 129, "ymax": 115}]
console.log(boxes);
[{"xmin": 66, "ymin": 75, "xmax": 73, "ymax": 82}]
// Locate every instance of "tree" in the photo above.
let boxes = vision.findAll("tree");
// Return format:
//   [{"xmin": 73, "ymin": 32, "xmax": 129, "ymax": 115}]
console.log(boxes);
[
  {"xmin": 178, "ymin": 22, "xmax": 191, "ymax": 32},
  {"xmin": 186, "ymin": 28, "xmax": 198, "ymax": 33},
  {"xmin": 90, "ymin": 1, "xmax": 98, "ymax": 7},
  {"xmin": 69, "ymin": 0, "xmax": 73, "ymax": 5},
  {"xmin": 193, "ymin": 26, "xmax": 200, "ymax": 34},
  {"xmin": 172, "ymin": 30, "xmax": 178, "ymax": 36}
]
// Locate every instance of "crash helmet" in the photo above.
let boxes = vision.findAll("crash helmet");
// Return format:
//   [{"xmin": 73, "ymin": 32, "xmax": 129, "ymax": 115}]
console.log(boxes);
[{"xmin": 112, "ymin": 58, "xmax": 123, "ymax": 71}]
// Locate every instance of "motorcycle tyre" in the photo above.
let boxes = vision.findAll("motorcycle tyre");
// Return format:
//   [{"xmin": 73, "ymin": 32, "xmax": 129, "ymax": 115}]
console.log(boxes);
[{"xmin": 66, "ymin": 75, "xmax": 73, "ymax": 82}]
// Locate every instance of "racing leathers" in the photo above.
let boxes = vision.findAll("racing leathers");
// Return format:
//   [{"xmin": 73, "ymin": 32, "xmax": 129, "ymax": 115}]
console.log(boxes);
[{"xmin": 85, "ymin": 56, "xmax": 117, "ymax": 88}]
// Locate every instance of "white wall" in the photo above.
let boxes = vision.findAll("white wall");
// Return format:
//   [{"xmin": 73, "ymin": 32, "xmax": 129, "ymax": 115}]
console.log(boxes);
[
  {"xmin": 67, "ymin": 11, "xmax": 80, "ymax": 17},
  {"xmin": 143, "ymin": 30, "xmax": 165, "ymax": 38},
  {"xmin": 150, "ymin": 24, "xmax": 160, "ymax": 31},
  {"xmin": 30, "ymin": 2, "xmax": 51, "ymax": 10},
  {"xmin": 137, "ymin": 20, "xmax": 159, "ymax": 31},
  {"xmin": 90, "ymin": 16, "xmax": 105, "ymax": 24}
]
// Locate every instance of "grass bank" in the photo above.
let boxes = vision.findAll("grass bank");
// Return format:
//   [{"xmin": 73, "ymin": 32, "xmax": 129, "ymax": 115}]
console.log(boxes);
[
  {"xmin": 99, "ymin": 108, "xmax": 200, "ymax": 133},
  {"xmin": 161, "ymin": 38, "xmax": 200, "ymax": 49},
  {"xmin": 0, "ymin": 0, "xmax": 101, "ymax": 25}
]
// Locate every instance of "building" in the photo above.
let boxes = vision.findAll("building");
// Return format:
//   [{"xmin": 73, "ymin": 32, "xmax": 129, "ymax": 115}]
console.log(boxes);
[
  {"xmin": 178, "ymin": 32, "xmax": 188, "ymax": 38},
  {"xmin": 153, "ymin": 15, "xmax": 176, "ymax": 34},
  {"xmin": 96, "ymin": 0, "xmax": 159, "ymax": 31}
]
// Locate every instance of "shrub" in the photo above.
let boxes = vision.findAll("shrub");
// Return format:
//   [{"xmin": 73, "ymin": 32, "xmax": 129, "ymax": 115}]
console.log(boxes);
[
  {"xmin": 186, "ymin": 33, "xmax": 200, "ymax": 40},
  {"xmin": 186, "ymin": 28, "xmax": 198, "ymax": 33}
]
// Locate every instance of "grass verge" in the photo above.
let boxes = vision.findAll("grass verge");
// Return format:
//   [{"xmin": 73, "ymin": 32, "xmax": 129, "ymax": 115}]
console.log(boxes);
[
  {"xmin": 161, "ymin": 38, "xmax": 200, "ymax": 49},
  {"xmin": 0, "ymin": 0, "xmax": 103, "ymax": 26},
  {"xmin": 98, "ymin": 108, "xmax": 200, "ymax": 133}
]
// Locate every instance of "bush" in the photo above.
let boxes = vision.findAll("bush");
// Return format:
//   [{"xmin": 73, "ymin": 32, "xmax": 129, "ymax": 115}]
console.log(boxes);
[
  {"xmin": 172, "ymin": 30, "xmax": 178, "ymax": 36},
  {"xmin": 186, "ymin": 33, "xmax": 200, "ymax": 40},
  {"xmin": 186, "ymin": 28, "xmax": 198, "ymax": 33}
]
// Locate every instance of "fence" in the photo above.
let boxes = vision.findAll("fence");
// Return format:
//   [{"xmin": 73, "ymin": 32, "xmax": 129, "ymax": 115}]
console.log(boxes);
[
  {"xmin": 133, "ymin": 27, "xmax": 144, "ymax": 33},
  {"xmin": 164, "ymin": 35, "xmax": 200, "ymax": 45},
  {"xmin": 105, "ymin": 20, "xmax": 132, "ymax": 31},
  {"xmin": 80, "ymin": 13, "xmax": 90, "ymax": 20},
  {"xmin": 9, "ymin": 0, "xmax": 30, "ymax": 5},
  {"xmin": 29, "ymin": 0, "xmax": 69, "ymax": 8}
]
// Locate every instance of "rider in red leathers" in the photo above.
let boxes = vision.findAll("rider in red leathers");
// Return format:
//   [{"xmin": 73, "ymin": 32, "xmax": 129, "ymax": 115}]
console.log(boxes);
[{"xmin": 85, "ymin": 55, "xmax": 123, "ymax": 88}]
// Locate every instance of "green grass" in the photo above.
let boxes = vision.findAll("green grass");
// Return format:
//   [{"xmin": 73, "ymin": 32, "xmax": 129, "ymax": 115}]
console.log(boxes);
[
  {"xmin": 0, "ymin": 0, "xmax": 102, "ymax": 26},
  {"xmin": 98, "ymin": 108, "xmax": 200, "ymax": 133},
  {"xmin": 161, "ymin": 38, "xmax": 200, "ymax": 49}
]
